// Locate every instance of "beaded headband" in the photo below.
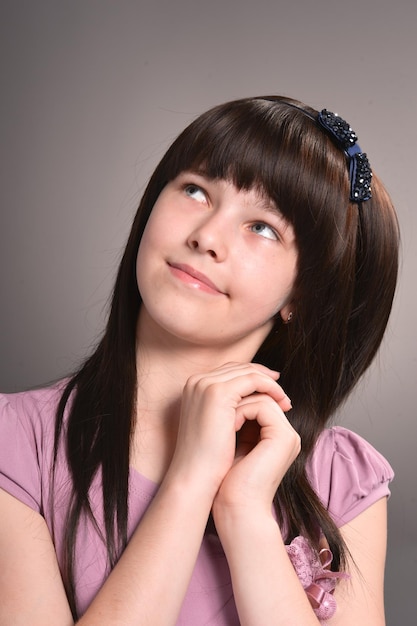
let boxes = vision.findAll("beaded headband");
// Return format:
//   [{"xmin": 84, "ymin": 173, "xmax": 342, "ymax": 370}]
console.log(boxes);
[
  {"xmin": 280, "ymin": 101, "xmax": 373, "ymax": 203},
  {"xmin": 317, "ymin": 109, "xmax": 372, "ymax": 202}
]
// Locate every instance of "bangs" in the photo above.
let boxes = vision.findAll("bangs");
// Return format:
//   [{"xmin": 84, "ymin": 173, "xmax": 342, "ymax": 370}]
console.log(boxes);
[
  {"xmin": 180, "ymin": 100, "xmax": 286, "ymax": 193},
  {"xmin": 158, "ymin": 97, "xmax": 348, "ymax": 226}
]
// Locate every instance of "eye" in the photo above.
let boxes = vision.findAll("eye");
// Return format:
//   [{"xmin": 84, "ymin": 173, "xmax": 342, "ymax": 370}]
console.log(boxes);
[
  {"xmin": 250, "ymin": 222, "xmax": 279, "ymax": 241},
  {"xmin": 184, "ymin": 184, "xmax": 207, "ymax": 204}
]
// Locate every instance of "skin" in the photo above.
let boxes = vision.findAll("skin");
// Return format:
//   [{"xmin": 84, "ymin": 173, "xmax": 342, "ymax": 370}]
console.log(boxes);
[
  {"xmin": 0, "ymin": 173, "xmax": 389, "ymax": 625},
  {"xmin": 135, "ymin": 171, "xmax": 297, "ymax": 356}
]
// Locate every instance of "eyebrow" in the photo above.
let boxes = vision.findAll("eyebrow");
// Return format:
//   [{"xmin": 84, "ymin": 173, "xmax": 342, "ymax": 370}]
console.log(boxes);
[
  {"xmin": 257, "ymin": 195, "xmax": 280, "ymax": 215},
  {"xmin": 257, "ymin": 197, "xmax": 297, "ymax": 242},
  {"xmin": 257, "ymin": 195, "xmax": 288, "ymax": 224}
]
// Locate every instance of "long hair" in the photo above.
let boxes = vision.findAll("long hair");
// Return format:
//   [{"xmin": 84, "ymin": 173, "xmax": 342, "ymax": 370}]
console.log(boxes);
[{"xmin": 54, "ymin": 96, "xmax": 400, "ymax": 616}]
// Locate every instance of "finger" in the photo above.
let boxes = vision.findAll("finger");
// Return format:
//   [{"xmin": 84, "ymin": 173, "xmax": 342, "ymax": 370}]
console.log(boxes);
[
  {"xmin": 210, "ymin": 362, "xmax": 280, "ymax": 378},
  {"xmin": 235, "ymin": 395, "xmax": 293, "ymax": 432},
  {"xmin": 188, "ymin": 370, "xmax": 289, "ymax": 409},
  {"xmin": 237, "ymin": 386, "xmax": 292, "ymax": 413},
  {"xmin": 187, "ymin": 362, "xmax": 280, "ymax": 388},
  {"xmin": 235, "ymin": 397, "xmax": 301, "ymax": 465}
]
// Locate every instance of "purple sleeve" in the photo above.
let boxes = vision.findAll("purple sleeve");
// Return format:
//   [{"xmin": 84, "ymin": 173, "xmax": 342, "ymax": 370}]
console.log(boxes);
[
  {"xmin": 0, "ymin": 391, "xmax": 53, "ymax": 513},
  {"xmin": 307, "ymin": 426, "xmax": 394, "ymax": 527}
]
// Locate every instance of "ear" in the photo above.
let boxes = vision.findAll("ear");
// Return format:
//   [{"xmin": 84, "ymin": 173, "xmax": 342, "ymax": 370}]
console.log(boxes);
[{"xmin": 279, "ymin": 303, "xmax": 294, "ymax": 324}]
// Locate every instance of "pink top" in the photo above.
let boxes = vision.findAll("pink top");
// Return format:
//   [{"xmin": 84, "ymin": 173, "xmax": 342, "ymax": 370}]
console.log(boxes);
[{"xmin": 0, "ymin": 384, "xmax": 394, "ymax": 623}]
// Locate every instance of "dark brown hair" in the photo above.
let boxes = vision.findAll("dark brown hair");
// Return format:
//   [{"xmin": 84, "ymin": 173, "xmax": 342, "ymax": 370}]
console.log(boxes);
[{"xmin": 54, "ymin": 96, "xmax": 400, "ymax": 617}]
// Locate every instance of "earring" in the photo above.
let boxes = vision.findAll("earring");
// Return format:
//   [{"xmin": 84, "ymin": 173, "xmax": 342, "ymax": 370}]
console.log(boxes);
[{"xmin": 284, "ymin": 311, "xmax": 293, "ymax": 324}]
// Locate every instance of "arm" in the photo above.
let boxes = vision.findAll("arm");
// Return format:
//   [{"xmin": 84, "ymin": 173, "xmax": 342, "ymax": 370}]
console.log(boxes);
[
  {"xmin": 213, "ymin": 394, "xmax": 389, "ymax": 626},
  {"xmin": 0, "ymin": 473, "xmax": 216, "ymax": 626},
  {"xmin": 212, "ymin": 394, "xmax": 321, "ymax": 626},
  {"xmin": 0, "ymin": 487, "xmax": 74, "ymax": 625},
  {"xmin": 214, "ymin": 499, "xmax": 389, "ymax": 626},
  {"xmin": 214, "ymin": 509, "xmax": 321, "ymax": 625},
  {"xmin": 329, "ymin": 498, "xmax": 388, "ymax": 625},
  {"xmin": 0, "ymin": 363, "xmax": 290, "ymax": 625},
  {"xmin": 0, "ymin": 475, "xmax": 216, "ymax": 626}
]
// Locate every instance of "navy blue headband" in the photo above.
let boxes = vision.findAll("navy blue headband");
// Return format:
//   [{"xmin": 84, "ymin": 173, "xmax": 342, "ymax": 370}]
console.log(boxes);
[
  {"xmin": 317, "ymin": 109, "xmax": 372, "ymax": 203},
  {"xmin": 279, "ymin": 101, "xmax": 373, "ymax": 203}
]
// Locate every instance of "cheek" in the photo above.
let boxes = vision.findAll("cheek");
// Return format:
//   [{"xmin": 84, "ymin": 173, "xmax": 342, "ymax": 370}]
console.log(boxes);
[
  {"xmin": 241, "ymin": 256, "xmax": 296, "ymax": 313},
  {"xmin": 140, "ymin": 203, "xmax": 187, "ymax": 252},
  {"xmin": 135, "ymin": 221, "xmax": 157, "ymax": 290},
  {"xmin": 135, "ymin": 232, "xmax": 149, "ymax": 280},
  {"xmin": 136, "ymin": 208, "xmax": 167, "ymax": 268},
  {"xmin": 135, "ymin": 206, "xmax": 182, "ymax": 291}
]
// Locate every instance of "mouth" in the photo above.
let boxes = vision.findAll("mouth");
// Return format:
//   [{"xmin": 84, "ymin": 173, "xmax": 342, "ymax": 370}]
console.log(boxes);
[{"xmin": 167, "ymin": 262, "xmax": 226, "ymax": 295}]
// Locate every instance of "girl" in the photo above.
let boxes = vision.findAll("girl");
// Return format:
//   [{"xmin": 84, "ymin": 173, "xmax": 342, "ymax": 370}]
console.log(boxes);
[{"xmin": 0, "ymin": 96, "xmax": 399, "ymax": 625}]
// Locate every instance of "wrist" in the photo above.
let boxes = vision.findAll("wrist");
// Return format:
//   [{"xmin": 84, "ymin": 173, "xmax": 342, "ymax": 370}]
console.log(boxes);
[
  {"xmin": 213, "ymin": 500, "xmax": 280, "ymax": 545},
  {"xmin": 163, "ymin": 462, "xmax": 220, "ymax": 506}
]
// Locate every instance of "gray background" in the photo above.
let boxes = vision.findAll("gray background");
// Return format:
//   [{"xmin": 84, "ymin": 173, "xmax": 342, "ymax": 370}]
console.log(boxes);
[{"xmin": 1, "ymin": 1, "xmax": 415, "ymax": 623}]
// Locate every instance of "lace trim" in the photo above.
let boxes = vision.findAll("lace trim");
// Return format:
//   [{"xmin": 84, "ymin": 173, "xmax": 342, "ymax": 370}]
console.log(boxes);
[{"xmin": 285, "ymin": 535, "xmax": 349, "ymax": 620}]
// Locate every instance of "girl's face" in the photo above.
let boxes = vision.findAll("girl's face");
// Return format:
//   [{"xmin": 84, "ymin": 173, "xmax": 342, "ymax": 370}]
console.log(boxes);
[{"xmin": 136, "ymin": 171, "xmax": 298, "ymax": 357}]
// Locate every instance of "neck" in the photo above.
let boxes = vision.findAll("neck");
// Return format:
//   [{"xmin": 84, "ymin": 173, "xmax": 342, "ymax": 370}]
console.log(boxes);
[
  {"xmin": 130, "ymin": 307, "xmax": 272, "ymax": 483},
  {"xmin": 135, "ymin": 306, "xmax": 271, "ymax": 420}
]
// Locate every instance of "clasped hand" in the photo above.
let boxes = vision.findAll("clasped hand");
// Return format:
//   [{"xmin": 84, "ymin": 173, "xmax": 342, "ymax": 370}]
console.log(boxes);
[{"xmin": 169, "ymin": 362, "xmax": 301, "ymax": 514}]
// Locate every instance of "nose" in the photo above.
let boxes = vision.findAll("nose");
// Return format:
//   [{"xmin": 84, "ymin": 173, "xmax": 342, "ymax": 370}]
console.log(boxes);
[{"xmin": 187, "ymin": 212, "xmax": 229, "ymax": 261}]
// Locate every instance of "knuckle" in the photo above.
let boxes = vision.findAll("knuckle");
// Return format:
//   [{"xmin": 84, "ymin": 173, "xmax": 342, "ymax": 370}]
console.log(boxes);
[
  {"xmin": 184, "ymin": 374, "xmax": 199, "ymax": 390},
  {"xmin": 187, "ymin": 371, "xmax": 210, "ymax": 387},
  {"xmin": 204, "ymin": 381, "xmax": 224, "ymax": 401}
]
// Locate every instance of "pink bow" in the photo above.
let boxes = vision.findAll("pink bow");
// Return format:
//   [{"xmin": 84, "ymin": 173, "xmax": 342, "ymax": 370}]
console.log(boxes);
[{"xmin": 285, "ymin": 536, "xmax": 349, "ymax": 620}]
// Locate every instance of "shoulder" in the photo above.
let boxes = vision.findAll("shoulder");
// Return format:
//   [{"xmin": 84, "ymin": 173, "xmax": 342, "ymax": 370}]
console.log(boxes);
[
  {"xmin": 0, "ymin": 382, "xmax": 68, "ymax": 512},
  {"xmin": 0, "ymin": 382, "xmax": 66, "ymax": 439},
  {"xmin": 306, "ymin": 426, "xmax": 394, "ymax": 527}
]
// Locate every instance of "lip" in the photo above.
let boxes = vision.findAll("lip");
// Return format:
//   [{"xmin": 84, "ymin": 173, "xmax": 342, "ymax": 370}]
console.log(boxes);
[{"xmin": 168, "ymin": 262, "xmax": 226, "ymax": 295}]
